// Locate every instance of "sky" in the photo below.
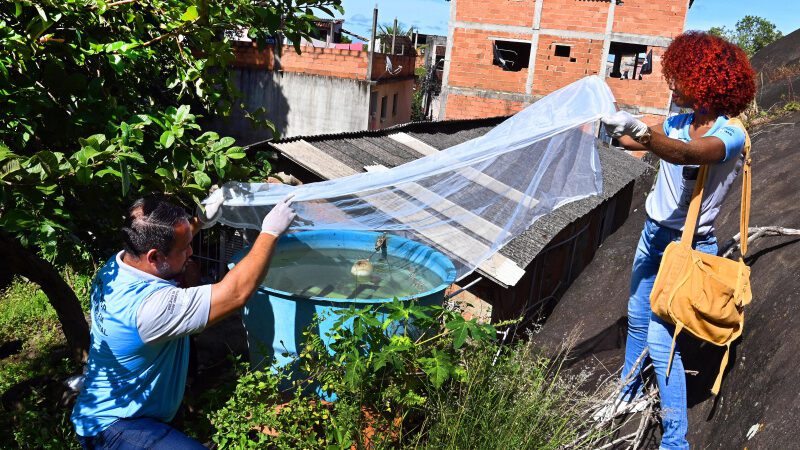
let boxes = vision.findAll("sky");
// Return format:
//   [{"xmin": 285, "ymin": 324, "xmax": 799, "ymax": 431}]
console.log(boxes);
[{"xmin": 331, "ymin": 0, "xmax": 800, "ymax": 41}]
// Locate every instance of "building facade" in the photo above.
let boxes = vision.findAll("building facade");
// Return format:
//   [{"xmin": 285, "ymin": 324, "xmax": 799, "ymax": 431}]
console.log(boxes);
[
  {"xmin": 440, "ymin": 0, "xmax": 694, "ymax": 126},
  {"xmin": 212, "ymin": 40, "xmax": 416, "ymax": 142}
]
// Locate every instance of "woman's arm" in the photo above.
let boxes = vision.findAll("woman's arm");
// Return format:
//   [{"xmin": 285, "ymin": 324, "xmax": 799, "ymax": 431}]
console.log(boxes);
[
  {"xmin": 604, "ymin": 112, "xmax": 726, "ymax": 165},
  {"xmin": 638, "ymin": 129, "xmax": 726, "ymax": 165}
]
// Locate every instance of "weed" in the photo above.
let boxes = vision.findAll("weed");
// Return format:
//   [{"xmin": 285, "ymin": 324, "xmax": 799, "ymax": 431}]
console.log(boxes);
[
  {"xmin": 0, "ymin": 272, "xmax": 92, "ymax": 449},
  {"xmin": 208, "ymin": 302, "xmax": 606, "ymax": 449}
]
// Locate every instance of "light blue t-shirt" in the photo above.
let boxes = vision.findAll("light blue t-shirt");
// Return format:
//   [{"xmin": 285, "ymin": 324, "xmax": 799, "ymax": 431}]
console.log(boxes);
[
  {"xmin": 645, "ymin": 113, "xmax": 746, "ymax": 236},
  {"xmin": 71, "ymin": 252, "xmax": 211, "ymax": 437}
]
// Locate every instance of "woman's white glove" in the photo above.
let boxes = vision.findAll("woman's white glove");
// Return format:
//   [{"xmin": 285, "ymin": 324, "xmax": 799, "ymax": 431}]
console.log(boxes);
[
  {"xmin": 601, "ymin": 111, "xmax": 649, "ymax": 139},
  {"xmin": 261, "ymin": 194, "xmax": 296, "ymax": 236}
]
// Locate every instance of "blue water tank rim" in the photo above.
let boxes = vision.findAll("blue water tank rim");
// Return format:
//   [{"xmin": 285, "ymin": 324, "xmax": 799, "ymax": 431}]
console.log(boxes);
[{"xmin": 255, "ymin": 229, "xmax": 457, "ymax": 304}]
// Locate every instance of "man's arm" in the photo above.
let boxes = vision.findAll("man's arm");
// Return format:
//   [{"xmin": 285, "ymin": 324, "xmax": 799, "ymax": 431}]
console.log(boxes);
[
  {"xmin": 207, "ymin": 195, "xmax": 296, "ymax": 326},
  {"xmin": 208, "ymin": 232, "xmax": 278, "ymax": 326}
]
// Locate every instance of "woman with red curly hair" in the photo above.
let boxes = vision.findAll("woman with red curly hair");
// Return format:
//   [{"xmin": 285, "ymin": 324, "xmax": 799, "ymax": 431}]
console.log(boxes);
[{"xmin": 598, "ymin": 31, "xmax": 755, "ymax": 449}]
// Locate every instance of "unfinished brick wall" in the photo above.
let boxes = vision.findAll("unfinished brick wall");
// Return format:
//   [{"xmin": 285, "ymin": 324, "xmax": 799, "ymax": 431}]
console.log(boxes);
[
  {"xmin": 443, "ymin": 0, "xmax": 689, "ymax": 121},
  {"xmin": 538, "ymin": 0, "xmax": 609, "ymax": 33},
  {"xmin": 606, "ymin": 47, "xmax": 671, "ymax": 112},
  {"xmin": 448, "ymin": 29, "xmax": 531, "ymax": 94},
  {"xmin": 532, "ymin": 36, "xmax": 604, "ymax": 96},
  {"xmin": 445, "ymin": 93, "xmax": 525, "ymax": 119},
  {"xmin": 455, "ymin": 0, "xmax": 535, "ymax": 27},
  {"xmin": 232, "ymin": 42, "xmax": 415, "ymax": 81},
  {"xmin": 613, "ymin": 0, "xmax": 688, "ymax": 38}
]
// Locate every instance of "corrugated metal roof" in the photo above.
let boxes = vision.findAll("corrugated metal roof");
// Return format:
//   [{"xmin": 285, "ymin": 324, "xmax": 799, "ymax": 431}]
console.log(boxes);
[{"xmin": 264, "ymin": 117, "xmax": 650, "ymax": 287}]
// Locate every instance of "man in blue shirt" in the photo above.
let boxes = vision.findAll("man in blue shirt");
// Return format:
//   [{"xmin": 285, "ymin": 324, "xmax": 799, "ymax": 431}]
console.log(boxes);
[{"xmin": 71, "ymin": 194, "xmax": 295, "ymax": 449}]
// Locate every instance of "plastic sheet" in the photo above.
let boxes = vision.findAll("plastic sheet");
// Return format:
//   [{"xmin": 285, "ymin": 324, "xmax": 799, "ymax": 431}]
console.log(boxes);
[{"xmin": 203, "ymin": 76, "xmax": 617, "ymax": 280}]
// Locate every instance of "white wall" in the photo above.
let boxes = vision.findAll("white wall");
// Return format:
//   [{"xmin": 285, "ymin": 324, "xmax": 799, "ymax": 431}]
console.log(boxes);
[{"xmin": 210, "ymin": 69, "xmax": 372, "ymax": 143}]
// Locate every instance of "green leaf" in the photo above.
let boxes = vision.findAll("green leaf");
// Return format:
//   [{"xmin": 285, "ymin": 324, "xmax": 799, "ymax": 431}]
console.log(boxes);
[
  {"xmin": 0, "ymin": 209, "xmax": 35, "ymax": 232},
  {"xmin": 225, "ymin": 147, "xmax": 247, "ymax": 159},
  {"xmin": 175, "ymin": 104, "xmax": 191, "ymax": 123},
  {"xmin": 212, "ymin": 136, "xmax": 236, "ymax": 152},
  {"xmin": 73, "ymin": 147, "xmax": 100, "ymax": 165},
  {"xmin": 35, "ymin": 184, "xmax": 58, "ymax": 195},
  {"xmin": 96, "ymin": 167, "xmax": 121, "ymax": 178},
  {"xmin": 120, "ymin": 160, "xmax": 131, "ymax": 196},
  {"xmin": 118, "ymin": 151, "xmax": 145, "ymax": 164},
  {"xmin": 154, "ymin": 167, "xmax": 173, "ymax": 180},
  {"xmin": 450, "ymin": 323, "xmax": 469, "ymax": 349},
  {"xmin": 75, "ymin": 166, "xmax": 92, "ymax": 184},
  {"xmin": 1, "ymin": 159, "xmax": 21, "ymax": 180},
  {"xmin": 181, "ymin": 5, "xmax": 199, "ymax": 22},
  {"xmin": 193, "ymin": 170, "xmax": 212, "ymax": 189},
  {"xmin": 160, "ymin": 130, "xmax": 175, "ymax": 148},
  {"xmin": 34, "ymin": 151, "xmax": 59, "ymax": 176},
  {"xmin": 418, "ymin": 350, "xmax": 454, "ymax": 388}
]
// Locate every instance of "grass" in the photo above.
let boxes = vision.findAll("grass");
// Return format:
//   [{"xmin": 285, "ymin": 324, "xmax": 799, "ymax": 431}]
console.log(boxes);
[
  {"xmin": 0, "ymin": 272, "xmax": 610, "ymax": 450},
  {"xmin": 0, "ymin": 272, "xmax": 91, "ymax": 450},
  {"xmin": 411, "ymin": 340, "xmax": 605, "ymax": 449}
]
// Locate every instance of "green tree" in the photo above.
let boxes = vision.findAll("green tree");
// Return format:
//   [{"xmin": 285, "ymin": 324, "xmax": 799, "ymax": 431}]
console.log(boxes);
[
  {"xmin": 708, "ymin": 15, "xmax": 783, "ymax": 57},
  {"xmin": 0, "ymin": 0, "xmax": 343, "ymax": 361},
  {"xmin": 377, "ymin": 22, "xmax": 412, "ymax": 38}
]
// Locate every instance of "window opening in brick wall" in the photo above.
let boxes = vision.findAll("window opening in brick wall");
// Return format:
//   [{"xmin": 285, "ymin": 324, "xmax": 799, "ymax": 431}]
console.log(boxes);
[
  {"xmin": 369, "ymin": 92, "xmax": 378, "ymax": 118},
  {"xmin": 392, "ymin": 93, "xmax": 398, "ymax": 116},
  {"xmin": 607, "ymin": 41, "xmax": 649, "ymax": 80},
  {"xmin": 380, "ymin": 95, "xmax": 387, "ymax": 121},
  {"xmin": 554, "ymin": 44, "xmax": 571, "ymax": 58},
  {"xmin": 492, "ymin": 40, "xmax": 530, "ymax": 72}
]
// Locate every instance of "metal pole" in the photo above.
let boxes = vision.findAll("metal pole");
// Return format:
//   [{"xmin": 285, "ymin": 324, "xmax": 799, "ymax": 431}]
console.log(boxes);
[
  {"xmin": 367, "ymin": 4, "xmax": 378, "ymax": 81},
  {"xmin": 391, "ymin": 17, "xmax": 397, "ymax": 55}
]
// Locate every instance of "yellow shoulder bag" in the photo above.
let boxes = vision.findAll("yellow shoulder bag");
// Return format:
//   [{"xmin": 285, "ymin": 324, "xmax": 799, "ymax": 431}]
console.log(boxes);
[{"xmin": 649, "ymin": 118, "xmax": 752, "ymax": 395}]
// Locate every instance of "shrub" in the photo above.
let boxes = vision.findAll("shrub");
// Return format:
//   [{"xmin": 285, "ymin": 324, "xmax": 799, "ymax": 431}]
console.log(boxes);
[{"xmin": 209, "ymin": 302, "xmax": 606, "ymax": 449}]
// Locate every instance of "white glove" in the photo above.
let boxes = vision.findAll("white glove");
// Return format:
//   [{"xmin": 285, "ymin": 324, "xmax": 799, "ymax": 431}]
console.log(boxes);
[
  {"xmin": 261, "ymin": 194, "xmax": 296, "ymax": 236},
  {"xmin": 601, "ymin": 111, "xmax": 649, "ymax": 140},
  {"xmin": 197, "ymin": 185, "xmax": 227, "ymax": 230}
]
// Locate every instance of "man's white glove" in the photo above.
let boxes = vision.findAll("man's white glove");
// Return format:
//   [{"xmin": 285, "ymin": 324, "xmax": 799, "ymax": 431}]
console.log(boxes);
[
  {"xmin": 601, "ymin": 111, "xmax": 649, "ymax": 140},
  {"xmin": 261, "ymin": 194, "xmax": 296, "ymax": 236},
  {"xmin": 196, "ymin": 185, "xmax": 227, "ymax": 231}
]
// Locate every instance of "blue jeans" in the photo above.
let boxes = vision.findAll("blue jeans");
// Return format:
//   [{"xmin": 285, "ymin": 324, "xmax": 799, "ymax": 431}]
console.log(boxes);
[
  {"xmin": 76, "ymin": 417, "xmax": 205, "ymax": 450},
  {"xmin": 622, "ymin": 218, "xmax": 718, "ymax": 450}
]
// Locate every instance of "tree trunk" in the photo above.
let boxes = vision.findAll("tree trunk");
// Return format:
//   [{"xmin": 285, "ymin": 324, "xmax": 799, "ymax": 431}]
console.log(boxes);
[{"xmin": 0, "ymin": 230, "xmax": 90, "ymax": 362}]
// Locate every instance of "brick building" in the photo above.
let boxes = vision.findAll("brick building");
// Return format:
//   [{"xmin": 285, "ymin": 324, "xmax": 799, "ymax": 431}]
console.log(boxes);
[
  {"xmin": 210, "ymin": 39, "xmax": 416, "ymax": 142},
  {"xmin": 440, "ymin": 0, "xmax": 695, "ymax": 125}
]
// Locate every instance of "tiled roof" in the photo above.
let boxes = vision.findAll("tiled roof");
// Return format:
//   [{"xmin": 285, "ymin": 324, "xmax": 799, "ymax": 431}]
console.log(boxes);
[{"xmin": 259, "ymin": 117, "xmax": 650, "ymax": 287}]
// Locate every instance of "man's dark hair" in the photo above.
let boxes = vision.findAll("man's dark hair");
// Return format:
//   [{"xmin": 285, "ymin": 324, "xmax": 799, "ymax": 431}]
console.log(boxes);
[{"xmin": 122, "ymin": 196, "xmax": 190, "ymax": 258}]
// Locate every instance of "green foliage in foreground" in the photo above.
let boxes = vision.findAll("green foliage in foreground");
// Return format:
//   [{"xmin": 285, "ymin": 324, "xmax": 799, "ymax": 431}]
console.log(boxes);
[
  {"xmin": 209, "ymin": 302, "xmax": 604, "ymax": 449},
  {"xmin": 0, "ymin": 0, "xmax": 343, "ymax": 266}
]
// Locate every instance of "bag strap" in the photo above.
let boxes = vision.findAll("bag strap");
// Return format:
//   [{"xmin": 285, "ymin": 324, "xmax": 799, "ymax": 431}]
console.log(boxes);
[
  {"xmin": 711, "ymin": 343, "xmax": 732, "ymax": 395},
  {"xmin": 665, "ymin": 322, "xmax": 684, "ymax": 377},
  {"xmin": 680, "ymin": 165, "xmax": 709, "ymax": 242},
  {"xmin": 680, "ymin": 118, "xmax": 752, "ymax": 248},
  {"xmin": 727, "ymin": 118, "xmax": 752, "ymax": 257}
]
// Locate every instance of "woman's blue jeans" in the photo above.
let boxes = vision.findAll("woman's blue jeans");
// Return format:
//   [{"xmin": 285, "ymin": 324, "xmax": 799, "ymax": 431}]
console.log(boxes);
[
  {"xmin": 76, "ymin": 417, "xmax": 205, "ymax": 450},
  {"xmin": 622, "ymin": 218, "xmax": 717, "ymax": 450}
]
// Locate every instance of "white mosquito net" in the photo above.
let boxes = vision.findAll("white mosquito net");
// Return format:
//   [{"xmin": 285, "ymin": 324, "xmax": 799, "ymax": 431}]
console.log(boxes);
[{"xmin": 203, "ymin": 76, "xmax": 617, "ymax": 281}]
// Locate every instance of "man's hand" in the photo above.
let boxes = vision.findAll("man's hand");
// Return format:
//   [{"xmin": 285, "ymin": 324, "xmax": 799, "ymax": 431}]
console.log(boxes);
[
  {"xmin": 601, "ymin": 111, "xmax": 649, "ymax": 140},
  {"xmin": 261, "ymin": 194, "xmax": 296, "ymax": 236}
]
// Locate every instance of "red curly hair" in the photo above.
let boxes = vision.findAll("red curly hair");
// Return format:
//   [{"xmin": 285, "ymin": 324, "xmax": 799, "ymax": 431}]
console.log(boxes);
[{"xmin": 662, "ymin": 31, "xmax": 755, "ymax": 116}]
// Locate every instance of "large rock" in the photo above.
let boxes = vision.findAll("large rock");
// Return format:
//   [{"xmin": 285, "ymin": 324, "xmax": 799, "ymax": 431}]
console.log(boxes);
[
  {"xmin": 534, "ymin": 112, "xmax": 800, "ymax": 448},
  {"xmin": 750, "ymin": 28, "xmax": 800, "ymax": 111}
]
